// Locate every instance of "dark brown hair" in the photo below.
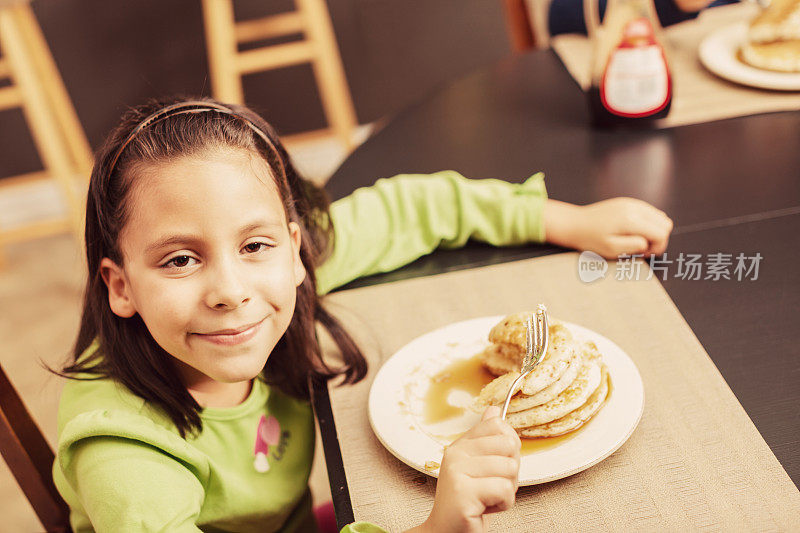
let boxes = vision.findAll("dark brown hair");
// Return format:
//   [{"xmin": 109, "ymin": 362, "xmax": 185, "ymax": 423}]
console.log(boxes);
[{"xmin": 58, "ymin": 96, "xmax": 366, "ymax": 437}]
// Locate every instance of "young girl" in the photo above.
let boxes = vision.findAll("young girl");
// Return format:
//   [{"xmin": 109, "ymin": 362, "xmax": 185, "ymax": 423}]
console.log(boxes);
[{"xmin": 52, "ymin": 97, "xmax": 672, "ymax": 533}]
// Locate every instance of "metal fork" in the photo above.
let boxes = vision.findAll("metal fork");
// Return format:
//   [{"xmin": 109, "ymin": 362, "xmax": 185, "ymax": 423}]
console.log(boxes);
[{"xmin": 500, "ymin": 304, "xmax": 550, "ymax": 420}]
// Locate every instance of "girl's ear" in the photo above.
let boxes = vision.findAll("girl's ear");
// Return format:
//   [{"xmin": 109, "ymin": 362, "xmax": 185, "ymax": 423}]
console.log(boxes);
[
  {"xmin": 288, "ymin": 222, "xmax": 306, "ymax": 287},
  {"xmin": 99, "ymin": 258, "xmax": 137, "ymax": 318}
]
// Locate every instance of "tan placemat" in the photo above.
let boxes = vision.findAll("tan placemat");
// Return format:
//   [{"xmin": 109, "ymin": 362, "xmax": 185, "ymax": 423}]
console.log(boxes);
[
  {"xmin": 551, "ymin": 3, "xmax": 800, "ymax": 127},
  {"xmin": 322, "ymin": 253, "xmax": 800, "ymax": 531}
]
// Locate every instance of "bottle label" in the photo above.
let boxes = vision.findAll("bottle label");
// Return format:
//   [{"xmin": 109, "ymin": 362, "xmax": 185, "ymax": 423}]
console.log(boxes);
[{"xmin": 600, "ymin": 18, "xmax": 671, "ymax": 117}]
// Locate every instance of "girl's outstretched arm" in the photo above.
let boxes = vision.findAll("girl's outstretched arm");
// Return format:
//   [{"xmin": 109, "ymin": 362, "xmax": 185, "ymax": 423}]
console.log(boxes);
[{"xmin": 316, "ymin": 171, "xmax": 674, "ymax": 295}]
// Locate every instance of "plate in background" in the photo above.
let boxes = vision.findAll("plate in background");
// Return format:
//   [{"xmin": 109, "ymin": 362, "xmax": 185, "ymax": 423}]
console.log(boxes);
[{"xmin": 699, "ymin": 23, "xmax": 800, "ymax": 91}]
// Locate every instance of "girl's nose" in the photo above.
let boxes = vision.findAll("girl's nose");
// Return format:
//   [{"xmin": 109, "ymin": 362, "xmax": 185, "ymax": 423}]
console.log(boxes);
[{"xmin": 204, "ymin": 258, "xmax": 251, "ymax": 310}]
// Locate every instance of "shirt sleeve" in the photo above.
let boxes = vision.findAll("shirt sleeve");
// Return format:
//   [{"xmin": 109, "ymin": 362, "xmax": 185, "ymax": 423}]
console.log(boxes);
[
  {"xmin": 316, "ymin": 170, "xmax": 547, "ymax": 294},
  {"xmin": 339, "ymin": 522, "xmax": 390, "ymax": 533},
  {"xmin": 63, "ymin": 436, "xmax": 205, "ymax": 532}
]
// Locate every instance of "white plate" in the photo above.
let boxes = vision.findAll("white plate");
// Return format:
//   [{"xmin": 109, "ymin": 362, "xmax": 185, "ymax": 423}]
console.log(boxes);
[
  {"xmin": 367, "ymin": 316, "xmax": 645, "ymax": 486},
  {"xmin": 699, "ymin": 22, "xmax": 800, "ymax": 91}
]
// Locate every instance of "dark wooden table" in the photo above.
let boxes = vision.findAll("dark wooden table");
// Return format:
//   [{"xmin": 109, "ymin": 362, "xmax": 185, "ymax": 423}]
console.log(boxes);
[{"xmin": 313, "ymin": 49, "xmax": 800, "ymax": 527}]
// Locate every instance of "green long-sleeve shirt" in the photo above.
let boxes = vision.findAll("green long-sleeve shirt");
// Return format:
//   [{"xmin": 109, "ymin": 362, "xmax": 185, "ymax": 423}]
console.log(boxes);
[
  {"xmin": 53, "ymin": 171, "xmax": 547, "ymax": 533},
  {"xmin": 316, "ymin": 171, "xmax": 546, "ymax": 295}
]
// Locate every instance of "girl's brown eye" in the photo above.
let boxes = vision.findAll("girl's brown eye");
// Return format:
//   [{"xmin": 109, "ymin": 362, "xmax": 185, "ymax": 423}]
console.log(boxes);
[
  {"xmin": 162, "ymin": 255, "xmax": 196, "ymax": 269},
  {"xmin": 244, "ymin": 242, "xmax": 268, "ymax": 253}
]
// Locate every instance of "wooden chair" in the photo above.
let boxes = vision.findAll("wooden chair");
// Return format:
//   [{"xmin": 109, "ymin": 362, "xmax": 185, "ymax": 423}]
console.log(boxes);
[
  {"xmin": 502, "ymin": 0, "xmax": 553, "ymax": 51},
  {"xmin": 0, "ymin": 0, "xmax": 92, "ymax": 267},
  {"xmin": 201, "ymin": 0, "xmax": 358, "ymax": 149},
  {"xmin": 0, "ymin": 361, "xmax": 70, "ymax": 532}
]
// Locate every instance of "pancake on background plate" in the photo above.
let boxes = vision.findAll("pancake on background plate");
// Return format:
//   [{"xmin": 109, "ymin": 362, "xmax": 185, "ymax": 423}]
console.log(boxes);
[{"xmin": 742, "ymin": 0, "xmax": 800, "ymax": 72}]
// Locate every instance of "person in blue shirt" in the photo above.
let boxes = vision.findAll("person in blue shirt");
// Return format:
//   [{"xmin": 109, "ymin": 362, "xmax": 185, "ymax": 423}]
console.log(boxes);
[{"xmin": 548, "ymin": 0, "xmax": 737, "ymax": 36}]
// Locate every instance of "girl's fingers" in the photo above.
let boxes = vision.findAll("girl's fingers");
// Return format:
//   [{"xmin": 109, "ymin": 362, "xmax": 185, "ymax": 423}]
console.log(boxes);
[
  {"xmin": 646, "ymin": 234, "xmax": 668, "ymax": 256},
  {"xmin": 464, "ymin": 434, "xmax": 521, "ymax": 458},
  {"xmin": 631, "ymin": 206, "xmax": 672, "ymax": 256},
  {"xmin": 463, "ymin": 455, "xmax": 520, "ymax": 480},
  {"xmin": 482, "ymin": 406, "xmax": 501, "ymax": 421},
  {"xmin": 607, "ymin": 235, "xmax": 649, "ymax": 256},
  {"xmin": 625, "ymin": 198, "xmax": 670, "ymax": 223},
  {"xmin": 472, "ymin": 476, "xmax": 517, "ymax": 514},
  {"xmin": 621, "ymin": 213, "xmax": 668, "ymax": 245},
  {"xmin": 644, "ymin": 233, "xmax": 670, "ymax": 256},
  {"xmin": 593, "ymin": 200, "xmax": 673, "ymax": 258},
  {"xmin": 484, "ymin": 504, "xmax": 509, "ymax": 515},
  {"xmin": 464, "ymin": 414, "xmax": 517, "ymax": 441},
  {"xmin": 642, "ymin": 206, "xmax": 674, "ymax": 235}
]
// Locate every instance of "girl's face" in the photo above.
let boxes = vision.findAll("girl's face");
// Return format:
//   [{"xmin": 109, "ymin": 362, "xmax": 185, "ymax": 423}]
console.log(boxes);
[{"xmin": 100, "ymin": 149, "xmax": 306, "ymax": 392}]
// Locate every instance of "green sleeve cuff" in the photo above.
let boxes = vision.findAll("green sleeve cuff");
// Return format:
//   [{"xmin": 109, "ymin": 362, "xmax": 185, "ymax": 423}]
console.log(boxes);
[
  {"xmin": 340, "ymin": 521, "xmax": 390, "ymax": 533},
  {"xmin": 522, "ymin": 172, "xmax": 548, "ymax": 244}
]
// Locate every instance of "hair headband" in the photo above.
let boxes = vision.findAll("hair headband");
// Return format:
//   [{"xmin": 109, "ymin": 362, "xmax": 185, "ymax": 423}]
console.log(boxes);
[{"xmin": 107, "ymin": 100, "xmax": 284, "ymax": 179}]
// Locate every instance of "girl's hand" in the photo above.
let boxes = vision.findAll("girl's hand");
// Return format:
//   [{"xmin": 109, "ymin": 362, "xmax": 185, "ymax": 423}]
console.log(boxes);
[
  {"xmin": 544, "ymin": 198, "xmax": 673, "ymax": 259},
  {"xmin": 410, "ymin": 406, "xmax": 521, "ymax": 533}
]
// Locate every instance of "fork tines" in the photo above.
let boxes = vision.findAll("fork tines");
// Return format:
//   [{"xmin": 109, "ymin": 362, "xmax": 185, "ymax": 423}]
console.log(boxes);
[
  {"xmin": 522, "ymin": 315, "xmax": 535, "ymax": 367},
  {"xmin": 534, "ymin": 305, "xmax": 549, "ymax": 366}
]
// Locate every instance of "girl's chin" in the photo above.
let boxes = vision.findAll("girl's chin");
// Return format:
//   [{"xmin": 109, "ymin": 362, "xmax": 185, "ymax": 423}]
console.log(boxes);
[
  {"xmin": 178, "ymin": 357, "xmax": 268, "ymax": 388},
  {"xmin": 172, "ymin": 344, "xmax": 273, "ymax": 388},
  {"xmin": 208, "ymin": 361, "xmax": 267, "ymax": 384}
]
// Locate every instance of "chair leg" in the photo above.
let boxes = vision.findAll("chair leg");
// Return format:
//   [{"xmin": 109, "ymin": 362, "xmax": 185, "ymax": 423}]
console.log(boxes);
[
  {"xmin": 0, "ymin": 364, "xmax": 71, "ymax": 532},
  {"xmin": 202, "ymin": 0, "xmax": 244, "ymax": 104},
  {"xmin": 296, "ymin": 0, "xmax": 357, "ymax": 149},
  {"xmin": 15, "ymin": 3, "xmax": 93, "ymax": 178},
  {"xmin": 0, "ymin": 6, "xmax": 85, "ymax": 243}
]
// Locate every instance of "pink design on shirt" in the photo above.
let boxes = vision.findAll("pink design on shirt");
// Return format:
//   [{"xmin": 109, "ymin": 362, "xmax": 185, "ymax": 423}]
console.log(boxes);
[{"xmin": 253, "ymin": 415, "xmax": 281, "ymax": 472}]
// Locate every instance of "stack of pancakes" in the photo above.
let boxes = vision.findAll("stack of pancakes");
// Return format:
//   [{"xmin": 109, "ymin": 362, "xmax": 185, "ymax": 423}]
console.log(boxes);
[
  {"xmin": 473, "ymin": 312, "xmax": 611, "ymax": 438},
  {"xmin": 741, "ymin": 0, "xmax": 800, "ymax": 72}
]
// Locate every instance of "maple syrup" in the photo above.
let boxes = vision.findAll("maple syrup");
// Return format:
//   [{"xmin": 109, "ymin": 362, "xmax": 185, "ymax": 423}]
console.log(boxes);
[
  {"xmin": 586, "ymin": 0, "xmax": 672, "ymax": 127},
  {"xmin": 424, "ymin": 355, "xmax": 494, "ymax": 425},
  {"xmin": 520, "ymin": 432, "xmax": 578, "ymax": 454},
  {"xmin": 422, "ymin": 354, "xmax": 600, "ymax": 455}
]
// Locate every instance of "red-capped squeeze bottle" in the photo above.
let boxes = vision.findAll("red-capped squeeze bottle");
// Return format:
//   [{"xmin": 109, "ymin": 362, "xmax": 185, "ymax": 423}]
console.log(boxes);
[{"xmin": 585, "ymin": 0, "xmax": 673, "ymax": 127}]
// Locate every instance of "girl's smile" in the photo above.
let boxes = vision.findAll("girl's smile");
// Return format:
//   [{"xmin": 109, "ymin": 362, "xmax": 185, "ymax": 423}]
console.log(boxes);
[{"xmin": 192, "ymin": 315, "xmax": 268, "ymax": 346}]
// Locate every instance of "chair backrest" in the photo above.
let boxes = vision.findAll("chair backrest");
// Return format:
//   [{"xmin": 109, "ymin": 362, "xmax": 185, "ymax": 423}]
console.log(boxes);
[
  {"xmin": 0, "ymin": 362, "xmax": 70, "ymax": 532},
  {"xmin": 0, "ymin": 0, "xmax": 31, "ymax": 8}
]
